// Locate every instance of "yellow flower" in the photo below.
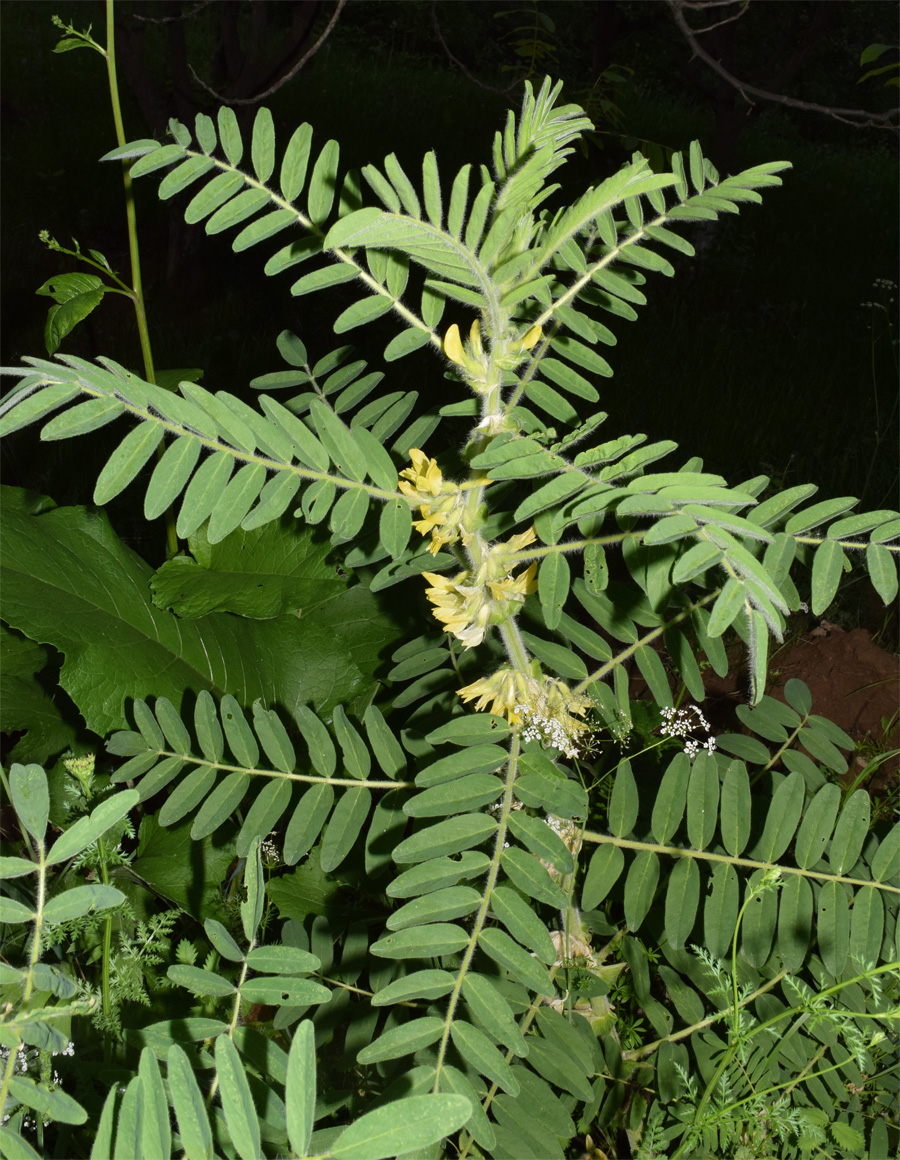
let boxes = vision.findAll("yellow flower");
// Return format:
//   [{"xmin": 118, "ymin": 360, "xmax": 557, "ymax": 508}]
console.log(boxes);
[
  {"xmin": 457, "ymin": 667, "xmax": 592, "ymax": 757},
  {"xmin": 399, "ymin": 448, "xmax": 443, "ymax": 498},
  {"xmin": 399, "ymin": 449, "xmax": 467, "ymax": 554}
]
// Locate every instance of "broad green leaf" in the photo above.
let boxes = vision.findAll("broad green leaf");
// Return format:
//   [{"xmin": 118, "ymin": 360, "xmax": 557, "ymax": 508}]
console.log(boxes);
[
  {"xmin": 43, "ymin": 884, "xmax": 125, "ymax": 924},
  {"xmin": 785, "ymin": 496, "xmax": 857, "ymax": 534},
  {"xmin": 379, "ymin": 497, "xmax": 412, "ymax": 558},
  {"xmin": 113, "ymin": 1077, "xmax": 141, "ymax": 1156},
  {"xmin": 320, "ymin": 788, "xmax": 371, "ymax": 872},
  {"xmin": 828, "ymin": 789, "xmax": 870, "ymax": 874},
  {"xmin": 168, "ymin": 964, "xmax": 235, "ymax": 997},
  {"xmin": 686, "ymin": 752, "xmax": 718, "ymax": 851},
  {"xmin": 144, "ymin": 434, "xmax": 202, "ymax": 520},
  {"xmin": 794, "ymin": 783, "xmax": 841, "ymax": 869},
  {"xmin": 251, "ymin": 702, "xmax": 296, "ymax": 773},
  {"xmin": 776, "ymin": 873, "xmax": 813, "ymax": 972},
  {"xmin": 176, "ymin": 450, "xmax": 234, "ymax": 539},
  {"xmin": 811, "ymin": 539, "xmax": 845, "ymax": 614},
  {"xmin": 158, "ymin": 766, "xmax": 216, "ymax": 827},
  {"xmin": 9, "ymin": 763, "xmax": 49, "ymax": 844},
  {"xmin": 206, "ymin": 188, "xmax": 271, "ymax": 234},
  {"xmin": 93, "ymin": 421, "xmax": 164, "ymax": 506},
  {"xmin": 191, "ymin": 772, "xmax": 247, "ymax": 839},
  {"xmin": 461, "ymin": 972, "xmax": 528, "ymax": 1055},
  {"xmin": 139, "ymin": 1048, "xmax": 171, "ymax": 1160},
  {"xmin": 665, "ymin": 858, "xmax": 700, "ymax": 949},
  {"xmin": 370, "ymin": 922, "xmax": 470, "ymax": 959},
  {"xmin": 870, "ymin": 820, "xmax": 899, "ymax": 882},
  {"xmin": 215, "ymin": 1034, "xmax": 260, "ymax": 1160},
  {"xmin": 184, "ymin": 171, "xmax": 244, "ymax": 223},
  {"xmin": 651, "ymin": 752, "xmax": 690, "ymax": 844},
  {"xmin": 284, "ymin": 782, "xmax": 334, "ymax": 865},
  {"xmin": 507, "ymin": 812, "xmax": 574, "ymax": 873},
  {"xmin": 46, "ymin": 788, "xmax": 139, "ymax": 864},
  {"xmin": 241, "ymin": 836, "xmax": 264, "ymax": 943},
  {"xmin": 491, "ymin": 883, "xmax": 556, "ymax": 964},
  {"xmin": 240, "ymin": 976, "xmax": 331, "ymax": 1005},
  {"xmin": 372, "ymin": 969, "xmax": 455, "ymax": 1006},
  {"xmin": 741, "ymin": 870, "xmax": 778, "ymax": 967},
  {"xmin": 704, "ymin": 862, "xmax": 739, "ymax": 960},
  {"xmin": 363, "ymin": 705, "xmax": 406, "ymax": 778},
  {"xmin": 425, "ymin": 715, "xmax": 510, "ymax": 747},
  {"xmin": 207, "ymin": 463, "xmax": 267, "ymax": 543},
  {"xmin": 309, "ymin": 399, "xmax": 368, "ymax": 481},
  {"xmin": 386, "ymin": 851, "xmax": 490, "ymax": 898},
  {"xmin": 450, "ymin": 1020, "xmax": 520, "ymax": 1095},
  {"xmin": 329, "ymin": 1094, "xmax": 472, "ymax": 1160},
  {"xmin": 608, "ymin": 761, "xmax": 639, "ymax": 837},
  {"xmin": 751, "ymin": 771, "xmax": 804, "ymax": 862},
  {"xmin": 849, "ymin": 885, "xmax": 883, "ymax": 969},
  {"xmin": 356, "ymin": 1017, "xmax": 443, "ymax": 1065},
  {"xmin": 204, "ymin": 918, "xmax": 243, "ymax": 962},
  {"xmin": 478, "ymin": 926, "xmax": 554, "ymax": 996},
  {"xmin": 817, "ymin": 879, "xmax": 850, "ymax": 976},
  {"xmin": 286, "ymin": 1021, "xmax": 316, "ymax": 1157},
  {"xmin": 866, "ymin": 541, "xmax": 898, "ymax": 604},
  {"xmin": 308, "ymin": 139, "xmax": 340, "ymax": 225},
  {"xmin": 582, "ymin": 844, "xmax": 625, "ymax": 909},
  {"xmin": 167, "ymin": 1044, "xmax": 214, "ymax": 1160},
  {"xmin": 500, "ymin": 846, "xmax": 568, "ymax": 907},
  {"xmin": 624, "ymin": 850, "xmax": 659, "ymax": 931},
  {"xmin": 538, "ymin": 550, "xmax": 570, "ymax": 631},
  {"xmin": 526, "ymin": 1036, "xmax": 594, "ymax": 1102},
  {"xmin": 236, "ymin": 776, "xmax": 292, "ymax": 857},
  {"xmin": 404, "ymin": 773, "xmax": 503, "ymax": 818},
  {"xmin": 415, "ymin": 744, "xmax": 508, "ymax": 787},
  {"xmin": 334, "ymin": 296, "xmax": 393, "ymax": 333},
  {"xmin": 0, "ymin": 856, "xmax": 35, "ymax": 879},
  {"xmin": 250, "ymin": 107, "xmax": 275, "ymax": 184},
  {"xmin": 158, "ymin": 155, "xmax": 215, "ymax": 200},
  {"xmin": 41, "ymin": 396, "xmax": 124, "ymax": 440}
]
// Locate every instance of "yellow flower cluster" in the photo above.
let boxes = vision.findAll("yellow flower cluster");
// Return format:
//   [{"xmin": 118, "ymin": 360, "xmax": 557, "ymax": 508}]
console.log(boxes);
[
  {"xmin": 398, "ymin": 449, "xmax": 469, "ymax": 555},
  {"xmin": 422, "ymin": 527, "xmax": 539, "ymax": 649},
  {"xmin": 457, "ymin": 666, "xmax": 592, "ymax": 758}
]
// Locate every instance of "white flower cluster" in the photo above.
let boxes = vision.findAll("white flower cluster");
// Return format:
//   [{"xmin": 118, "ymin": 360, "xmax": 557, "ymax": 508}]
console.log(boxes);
[
  {"xmin": 517, "ymin": 702, "xmax": 581, "ymax": 759},
  {"xmin": 0, "ymin": 1042, "xmax": 74, "ymax": 1129},
  {"xmin": 860, "ymin": 277, "xmax": 896, "ymax": 308},
  {"xmin": 660, "ymin": 704, "xmax": 716, "ymax": 759}
]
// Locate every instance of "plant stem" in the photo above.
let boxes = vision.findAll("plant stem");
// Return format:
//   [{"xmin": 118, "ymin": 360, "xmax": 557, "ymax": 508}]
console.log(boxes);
[{"xmin": 103, "ymin": 0, "xmax": 177, "ymax": 557}]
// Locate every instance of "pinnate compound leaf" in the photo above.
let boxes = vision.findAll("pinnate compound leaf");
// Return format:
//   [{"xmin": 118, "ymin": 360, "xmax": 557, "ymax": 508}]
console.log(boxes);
[{"xmin": 329, "ymin": 1094, "xmax": 472, "ymax": 1160}]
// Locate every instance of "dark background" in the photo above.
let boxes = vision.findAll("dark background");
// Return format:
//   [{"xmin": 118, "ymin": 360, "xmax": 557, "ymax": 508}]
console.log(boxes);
[{"xmin": 2, "ymin": 0, "xmax": 898, "ymax": 534}]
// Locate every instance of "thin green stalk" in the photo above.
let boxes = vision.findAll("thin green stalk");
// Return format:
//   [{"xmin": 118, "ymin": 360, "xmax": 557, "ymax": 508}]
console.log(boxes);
[{"xmin": 102, "ymin": 0, "xmax": 177, "ymax": 556}]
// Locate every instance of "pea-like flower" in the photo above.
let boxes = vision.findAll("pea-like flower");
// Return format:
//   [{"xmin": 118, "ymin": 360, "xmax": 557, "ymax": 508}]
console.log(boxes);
[
  {"xmin": 457, "ymin": 666, "xmax": 592, "ymax": 758},
  {"xmin": 399, "ymin": 448, "xmax": 469, "ymax": 555}
]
